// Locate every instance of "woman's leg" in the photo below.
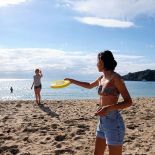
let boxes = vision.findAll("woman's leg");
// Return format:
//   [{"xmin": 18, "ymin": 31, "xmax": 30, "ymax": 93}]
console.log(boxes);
[
  {"xmin": 34, "ymin": 89, "xmax": 39, "ymax": 103},
  {"xmin": 94, "ymin": 136, "xmax": 106, "ymax": 155},
  {"xmin": 108, "ymin": 145, "xmax": 123, "ymax": 155},
  {"xmin": 38, "ymin": 88, "xmax": 41, "ymax": 104}
]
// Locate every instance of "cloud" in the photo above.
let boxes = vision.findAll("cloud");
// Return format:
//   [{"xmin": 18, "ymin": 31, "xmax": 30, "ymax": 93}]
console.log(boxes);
[
  {"xmin": 75, "ymin": 17, "xmax": 134, "ymax": 28},
  {"xmin": 0, "ymin": 48, "xmax": 155, "ymax": 78},
  {"xmin": 65, "ymin": 0, "xmax": 155, "ymax": 19},
  {"xmin": 61, "ymin": 0, "xmax": 155, "ymax": 28},
  {"xmin": 0, "ymin": 0, "xmax": 28, "ymax": 7},
  {"xmin": 0, "ymin": 48, "xmax": 97, "ymax": 75},
  {"xmin": 114, "ymin": 54, "xmax": 152, "ymax": 74}
]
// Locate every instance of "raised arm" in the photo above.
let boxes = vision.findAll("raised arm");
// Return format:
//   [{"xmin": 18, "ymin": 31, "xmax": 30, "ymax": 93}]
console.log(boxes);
[
  {"xmin": 64, "ymin": 78, "xmax": 99, "ymax": 89},
  {"xmin": 40, "ymin": 70, "xmax": 43, "ymax": 77}
]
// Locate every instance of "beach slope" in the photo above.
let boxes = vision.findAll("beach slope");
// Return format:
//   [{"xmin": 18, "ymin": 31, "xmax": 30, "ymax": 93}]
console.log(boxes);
[{"xmin": 0, "ymin": 98, "xmax": 155, "ymax": 155}]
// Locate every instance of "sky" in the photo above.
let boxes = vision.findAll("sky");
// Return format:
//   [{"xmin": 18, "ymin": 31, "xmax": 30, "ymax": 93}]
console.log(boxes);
[{"xmin": 0, "ymin": 0, "xmax": 155, "ymax": 79}]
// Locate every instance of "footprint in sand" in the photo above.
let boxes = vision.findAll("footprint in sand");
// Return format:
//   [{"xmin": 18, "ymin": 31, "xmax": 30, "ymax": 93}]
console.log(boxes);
[
  {"xmin": 0, "ymin": 145, "xmax": 19, "ymax": 155},
  {"xmin": 23, "ymin": 127, "xmax": 38, "ymax": 132},
  {"xmin": 19, "ymin": 152, "xmax": 31, "ymax": 155},
  {"xmin": 76, "ymin": 129, "xmax": 86, "ymax": 135},
  {"xmin": 126, "ymin": 124, "xmax": 139, "ymax": 130},
  {"xmin": 55, "ymin": 134, "xmax": 67, "ymax": 141},
  {"xmin": 51, "ymin": 123, "xmax": 58, "ymax": 129},
  {"xmin": 54, "ymin": 148, "xmax": 74, "ymax": 155},
  {"xmin": 56, "ymin": 143, "xmax": 62, "ymax": 148},
  {"xmin": 75, "ymin": 124, "xmax": 90, "ymax": 135},
  {"xmin": 64, "ymin": 120, "xmax": 76, "ymax": 126},
  {"xmin": 77, "ymin": 124, "xmax": 90, "ymax": 130}
]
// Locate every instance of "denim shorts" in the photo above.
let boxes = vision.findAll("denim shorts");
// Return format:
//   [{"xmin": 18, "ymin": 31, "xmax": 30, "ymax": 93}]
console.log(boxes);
[{"xmin": 96, "ymin": 110, "xmax": 125, "ymax": 145}]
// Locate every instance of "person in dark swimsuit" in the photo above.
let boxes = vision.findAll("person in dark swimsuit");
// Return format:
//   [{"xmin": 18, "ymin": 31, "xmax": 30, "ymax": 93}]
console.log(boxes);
[
  {"xmin": 31, "ymin": 69, "xmax": 43, "ymax": 104},
  {"xmin": 10, "ymin": 87, "xmax": 13, "ymax": 93},
  {"xmin": 65, "ymin": 50, "xmax": 132, "ymax": 155}
]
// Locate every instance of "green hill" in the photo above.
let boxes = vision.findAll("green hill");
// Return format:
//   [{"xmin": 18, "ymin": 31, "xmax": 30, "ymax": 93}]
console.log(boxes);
[{"xmin": 122, "ymin": 69, "xmax": 155, "ymax": 81}]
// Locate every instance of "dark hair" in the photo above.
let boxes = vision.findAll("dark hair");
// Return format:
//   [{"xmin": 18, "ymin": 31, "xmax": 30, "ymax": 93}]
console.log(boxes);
[
  {"xmin": 35, "ymin": 68, "xmax": 40, "ymax": 72},
  {"xmin": 98, "ymin": 50, "xmax": 117, "ymax": 71}
]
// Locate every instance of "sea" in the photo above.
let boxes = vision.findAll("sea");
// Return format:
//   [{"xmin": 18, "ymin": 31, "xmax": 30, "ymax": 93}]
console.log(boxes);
[{"xmin": 0, "ymin": 79, "xmax": 155, "ymax": 100}]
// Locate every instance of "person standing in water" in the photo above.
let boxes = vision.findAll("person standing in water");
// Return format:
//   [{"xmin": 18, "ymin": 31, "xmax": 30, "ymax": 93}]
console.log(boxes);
[
  {"xmin": 10, "ymin": 87, "xmax": 13, "ymax": 93},
  {"xmin": 65, "ymin": 50, "xmax": 132, "ymax": 155},
  {"xmin": 31, "ymin": 69, "xmax": 43, "ymax": 104}
]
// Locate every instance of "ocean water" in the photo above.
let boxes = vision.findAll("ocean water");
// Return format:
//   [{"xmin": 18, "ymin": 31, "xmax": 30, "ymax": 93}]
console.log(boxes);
[{"xmin": 0, "ymin": 79, "xmax": 155, "ymax": 100}]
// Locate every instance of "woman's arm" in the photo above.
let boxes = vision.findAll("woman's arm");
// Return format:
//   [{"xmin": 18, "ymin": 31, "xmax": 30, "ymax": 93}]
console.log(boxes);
[
  {"xmin": 108, "ymin": 77, "xmax": 132, "ymax": 111},
  {"xmin": 40, "ymin": 70, "xmax": 43, "ymax": 77},
  {"xmin": 31, "ymin": 82, "xmax": 34, "ymax": 89},
  {"xmin": 64, "ymin": 78, "xmax": 99, "ymax": 89}
]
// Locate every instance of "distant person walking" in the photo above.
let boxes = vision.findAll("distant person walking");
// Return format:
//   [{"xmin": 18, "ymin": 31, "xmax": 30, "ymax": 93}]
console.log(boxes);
[
  {"xmin": 10, "ymin": 87, "xmax": 13, "ymax": 93},
  {"xmin": 31, "ymin": 69, "xmax": 43, "ymax": 104}
]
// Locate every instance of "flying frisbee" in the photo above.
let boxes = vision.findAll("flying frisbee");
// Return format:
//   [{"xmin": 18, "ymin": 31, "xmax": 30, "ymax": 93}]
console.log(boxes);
[{"xmin": 50, "ymin": 80, "xmax": 71, "ymax": 89}]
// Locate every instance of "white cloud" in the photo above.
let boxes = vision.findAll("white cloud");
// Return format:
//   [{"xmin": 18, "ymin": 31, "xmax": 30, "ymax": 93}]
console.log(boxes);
[
  {"xmin": 75, "ymin": 17, "xmax": 134, "ymax": 28},
  {"xmin": 61, "ymin": 0, "xmax": 155, "ymax": 28},
  {"xmin": 65, "ymin": 0, "xmax": 155, "ymax": 19},
  {"xmin": 0, "ymin": 48, "xmax": 97, "ymax": 75},
  {"xmin": 0, "ymin": 48, "xmax": 155, "ymax": 77},
  {"xmin": 0, "ymin": 0, "xmax": 28, "ymax": 7},
  {"xmin": 114, "ymin": 54, "xmax": 155, "ymax": 74}
]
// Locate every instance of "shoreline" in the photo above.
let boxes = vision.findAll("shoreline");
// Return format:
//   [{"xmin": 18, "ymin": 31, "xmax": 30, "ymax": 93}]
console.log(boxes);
[
  {"xmin": 0, "ymin": 97, "xmax": 155, "ymax": 155},
  {"xmin": 0, "ymin": 96, "xmax": 155, "ymax": 101}
]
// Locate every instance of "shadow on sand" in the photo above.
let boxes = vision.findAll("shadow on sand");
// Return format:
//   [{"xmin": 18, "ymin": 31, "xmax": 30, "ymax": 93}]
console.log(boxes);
[{"xmin": 38, "ymin": 103, "xmax": 59, "ymax": 118}]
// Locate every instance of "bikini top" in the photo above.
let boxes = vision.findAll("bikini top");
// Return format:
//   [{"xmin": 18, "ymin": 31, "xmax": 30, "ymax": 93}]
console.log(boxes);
[{"xmin": 98, "ymin": 75, "xmax": 120, "ymax": 97}]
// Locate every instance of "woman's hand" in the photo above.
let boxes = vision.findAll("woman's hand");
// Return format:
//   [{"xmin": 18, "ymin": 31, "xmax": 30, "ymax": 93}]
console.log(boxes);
[
  {"xmin": 64, "ymin": 78, "xmax": 73, "ymax": 83},
  {"xmin": 95, "ymin": 106, "xmax": 111, "ymax": 116}
]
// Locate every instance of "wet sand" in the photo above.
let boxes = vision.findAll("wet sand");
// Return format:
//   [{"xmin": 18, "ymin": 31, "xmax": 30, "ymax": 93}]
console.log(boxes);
[{"xmin": 0, "ymin": 98, "xmax": 155, "ymax": 155}]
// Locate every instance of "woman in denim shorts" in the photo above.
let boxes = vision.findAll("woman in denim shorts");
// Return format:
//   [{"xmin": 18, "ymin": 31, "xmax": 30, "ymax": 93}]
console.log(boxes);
[{"xmin": 65, "ymin": 50, "xmax": 132, "ymax": 155}]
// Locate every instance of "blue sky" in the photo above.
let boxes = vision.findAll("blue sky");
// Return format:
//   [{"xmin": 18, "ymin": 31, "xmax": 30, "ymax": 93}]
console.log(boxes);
[{"xmin": 0, "ymin": 0, "xmax": 155, "ymax": 79}]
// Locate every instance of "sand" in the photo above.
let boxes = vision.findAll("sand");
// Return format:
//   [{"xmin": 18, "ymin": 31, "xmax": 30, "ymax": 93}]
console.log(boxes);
[{"xmin": 0, "ymin": 98, "xmax": 155, "ymax": 155}]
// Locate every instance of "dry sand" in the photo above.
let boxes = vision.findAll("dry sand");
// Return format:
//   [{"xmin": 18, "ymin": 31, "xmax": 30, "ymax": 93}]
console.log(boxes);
[{"xmin": 0, "ymin": 98, "xmax": 155, "ymax": 155}]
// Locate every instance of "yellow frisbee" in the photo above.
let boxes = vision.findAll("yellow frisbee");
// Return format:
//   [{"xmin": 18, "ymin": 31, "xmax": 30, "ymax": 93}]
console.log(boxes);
[{"xmin": 50, "ymin": 80, "xmax": 71, "ymax": 89}]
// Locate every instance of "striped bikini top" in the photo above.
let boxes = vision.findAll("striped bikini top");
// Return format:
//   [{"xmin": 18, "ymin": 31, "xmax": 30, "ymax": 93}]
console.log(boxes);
[{"xmin": 98, "ymin": 75, "xmax": 120, "ymax": 97}]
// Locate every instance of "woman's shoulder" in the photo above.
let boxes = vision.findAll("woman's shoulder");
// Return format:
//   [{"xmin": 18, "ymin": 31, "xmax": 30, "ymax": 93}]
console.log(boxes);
[
  {"xmin": 113, "ymin": 72, "xmax": 123, "ymax": 80},
  {"xmin": 113, "ymin": 72, "xmax": 125, "ymax": 85}
]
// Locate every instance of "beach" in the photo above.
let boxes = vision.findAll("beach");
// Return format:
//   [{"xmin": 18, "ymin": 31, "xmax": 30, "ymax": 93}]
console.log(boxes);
[{"xmin": 0, "ymin": 98, "xmax": 155, "ymax": 155}]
